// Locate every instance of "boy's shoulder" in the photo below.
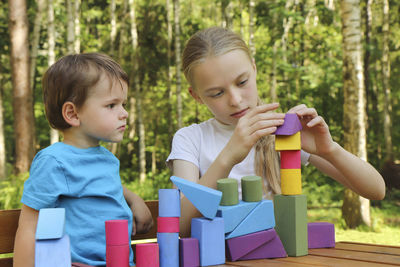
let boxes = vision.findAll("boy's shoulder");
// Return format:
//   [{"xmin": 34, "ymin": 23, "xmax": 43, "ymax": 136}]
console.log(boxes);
[{"xmin": 35, "ymin": 142, "xmax": 112, "ymax": 160}]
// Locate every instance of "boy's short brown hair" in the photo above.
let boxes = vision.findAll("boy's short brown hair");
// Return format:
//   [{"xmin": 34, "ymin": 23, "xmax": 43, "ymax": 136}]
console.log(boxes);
[{"xmin": 42, "ymin": 53, "xmax": 129, "ymax": 130}]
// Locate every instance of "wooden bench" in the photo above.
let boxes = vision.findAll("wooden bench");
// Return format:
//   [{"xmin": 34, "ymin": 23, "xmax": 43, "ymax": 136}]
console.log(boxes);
[{"xmin": 0, "ymin": 200, "xmax": 159, "ymax": 267}]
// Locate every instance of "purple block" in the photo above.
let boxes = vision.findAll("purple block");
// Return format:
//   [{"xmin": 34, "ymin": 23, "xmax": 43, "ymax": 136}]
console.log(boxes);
[
  {"xmin": 274, "ymin": 113, "xmax": 302, "ymax": 135},
  {"xmin": 179, "ymin": 238, "xmax": 200, "ymax": 267},
  {"xmin": 308, "ymin": 222, "xmax": 335, "ymax": 249},
  {"xmin": 226, "ymin": 229, "xmax": 287, "ymax": 261}
]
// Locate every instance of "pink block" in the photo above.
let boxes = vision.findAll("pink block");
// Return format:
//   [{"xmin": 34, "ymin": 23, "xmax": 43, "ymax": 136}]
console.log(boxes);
[
  {"xmin": 136, "ymin": 243, "xmax": 159, "ymax": 267},
  {"xmin": 179, "ymin": 238, "xmax": 199, "ymax": 267},
  {"xmin": 280, "ymin": 150, "xmax": 301, "ymax": 169},
  {"xmin": 157, "ymin": 217, "xmax": 179, "ymax": 233},
  {"xmin": 308, "ymin": 222, "xmax": 335, "ymax": 249},
  {"xmin": 105, "ymin": 220, "xmax": 129, "ymax": 267}
]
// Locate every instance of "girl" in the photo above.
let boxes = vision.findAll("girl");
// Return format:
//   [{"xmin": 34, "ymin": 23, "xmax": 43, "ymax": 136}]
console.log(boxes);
[{"xmin": 166, "ymin": 27, "xmax": 385, "ymax": 237}]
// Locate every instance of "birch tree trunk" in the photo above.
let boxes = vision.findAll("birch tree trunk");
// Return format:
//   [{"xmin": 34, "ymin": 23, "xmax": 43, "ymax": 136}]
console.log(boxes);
[
  {"xmin": 174, "ymin": 0, "xmax": 182, "ymax": 129},
  {"xmin": 340, "ymin": 0, "xmax": 371, "ymax": 228},
  {"xmin": 67, "ymin": 0, "xmax": 75, "ymax": 54},
  {"xmin": 248, "ymin": 0, "xmax": 255, "ymax": 57},
  {"xmin": 74, "ymin": 0, "xmax": 80, "ymax": 54},
  {"xmin": 110, "ymin": 0, "xmax": 117, "ymax": 57},
  {"xmin": 9, "ymin": 0, "xmax": 36, "ymax": 173}
]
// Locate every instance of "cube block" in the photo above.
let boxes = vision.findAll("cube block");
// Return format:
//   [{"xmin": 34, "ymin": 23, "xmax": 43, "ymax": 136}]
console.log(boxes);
[
  {"xmin": 280, "ymin": 169, "xmax": 302, "ymax": 195},
  {"xmin": 275, "ymin": 132, "xmax": 301, "ymax": 151},
  {"xmin": 308, "ymin": 222, "xmax": 335, "ymax": 249},
  {"xmin": 280, "ymin": 150, "xmax": 301, "ymax": 169}
]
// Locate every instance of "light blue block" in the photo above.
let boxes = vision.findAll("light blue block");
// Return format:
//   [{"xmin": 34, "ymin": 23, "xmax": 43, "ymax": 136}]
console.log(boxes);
[
  {"xmin": 159, "ymin": 189, "xmax": 181, "ymax": 217},
  {"xmin": 170, "ymin": 176, "xmax": 222, "ymax": 219},
  {"xmin": 226, "ymin": 199, "xmax": 275, "ymax": 239},
  {"xmin": 35, "ymin": 234, "xmax": 71, "ymax": 267},
  {"xmin": 157, "ymin": 232, "xmax": 179, "ymax": 267},
  {"xmin": 216, "ymin": 201, "xmax": 258, "ymax": 233},
  {"xmin": 36, "ymin": 208, "xmax": 65, "ymax": 240},
  {"xmin": 191, "ymin": 217, "xmax": 225, "ymax": 266}
]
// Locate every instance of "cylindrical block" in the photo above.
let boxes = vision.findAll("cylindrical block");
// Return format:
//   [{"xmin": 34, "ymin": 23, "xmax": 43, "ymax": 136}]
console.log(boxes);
[
  {"xmin": 241, "ymin": 176, "xmax": 262, "ymax": 202},
  {"xmin": 105, "ymin": 220, "xmax": 129, "ymax": 267},
  {"xmin": 157, "ymin": 232, "xmax": 179, "ymax": 267},
  {"xmin": 159, "ymin": 189, "xmax": 181, "ymax": 217},
  {"xmin": 217, "ymin": 178, "xmax": 239, "ymax": 206},
  {"xmin": 157, "ymin": 217, "xmax": 180, "ymax": 233},
  {"xmin": 136, "ymin": 243, "xmax": 159, "ymax": 267},
  {"xmin": 280, "ymin": 169, "xmax": 302, "ymax": 195},
  {"xmin": 280, "ymin": 150, "xmax": 301, "ymax": 169}
]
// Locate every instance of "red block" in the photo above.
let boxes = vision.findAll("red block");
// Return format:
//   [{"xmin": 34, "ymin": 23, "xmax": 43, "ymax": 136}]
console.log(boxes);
[
  {"xmin": 280, "ymin": 150, "xmax": 301, "ymax": 169},
  {"xmin": 136, "ymin": 243, "xmax": 159, "ymax": 267},
  {"xmin": 157, "ymin": 217, "xmax": 179, "ymax": 233}
]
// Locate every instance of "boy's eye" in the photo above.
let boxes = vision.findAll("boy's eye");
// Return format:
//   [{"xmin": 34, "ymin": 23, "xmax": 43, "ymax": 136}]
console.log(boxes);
[{"xmin": 107, "ymin": 104, "xmax": 115, "ymax": 109}]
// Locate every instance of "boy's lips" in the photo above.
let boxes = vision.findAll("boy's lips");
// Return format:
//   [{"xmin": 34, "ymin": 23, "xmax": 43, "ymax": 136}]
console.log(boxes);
[
  {"xmin": 118, "ymin": 125, "xmax": 126, "ymax": 131},
  {"xmin": 230, "ymin": 108, "xmax": 249, "ymax": 118}
]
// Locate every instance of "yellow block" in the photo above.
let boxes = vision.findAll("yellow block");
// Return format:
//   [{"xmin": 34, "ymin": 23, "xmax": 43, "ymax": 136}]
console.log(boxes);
[
  {"xmin": 281, "ymin": 169, "xmax": 302, "ymax": 195},
  {"xmin": 275, "ymin": 132, "xmax": 301, "ymax": 151}
]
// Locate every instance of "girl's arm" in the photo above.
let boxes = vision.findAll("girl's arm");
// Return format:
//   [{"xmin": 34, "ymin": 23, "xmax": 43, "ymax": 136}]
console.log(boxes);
[
  {"xmin": 123, "ymin": 186, "xmax": 153, "ymax": 235},
  {"xmin": 13, "ymin": 204, "xmax": 39, "ymax": 267}
]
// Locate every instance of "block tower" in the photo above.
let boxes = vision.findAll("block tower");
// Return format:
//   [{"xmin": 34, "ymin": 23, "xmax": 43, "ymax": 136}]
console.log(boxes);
[{"xmin": 274, "ymin": 113, "xmax": 308, "ymax": 256}]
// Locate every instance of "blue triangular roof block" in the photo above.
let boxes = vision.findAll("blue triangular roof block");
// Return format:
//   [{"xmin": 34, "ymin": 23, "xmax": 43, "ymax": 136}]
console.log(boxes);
[
  {"xmin": 170, "ymin": 176, "xmax": 222, "ymax": 219},
  {"xmin": 216, "ymin": 201, "xmax": 258, "ymax": 233}
]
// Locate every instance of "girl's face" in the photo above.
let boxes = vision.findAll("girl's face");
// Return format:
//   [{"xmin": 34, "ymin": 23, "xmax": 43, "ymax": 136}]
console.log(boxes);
[{"xmin": 190, "ymin": 49, "xmax": 258, "ymax": 126}]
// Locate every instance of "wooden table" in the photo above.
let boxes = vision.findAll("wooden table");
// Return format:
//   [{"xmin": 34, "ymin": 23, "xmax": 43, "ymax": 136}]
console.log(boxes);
[{"xmin": 218, "ymin": 242, "xmax": 400, "ymax": 266}]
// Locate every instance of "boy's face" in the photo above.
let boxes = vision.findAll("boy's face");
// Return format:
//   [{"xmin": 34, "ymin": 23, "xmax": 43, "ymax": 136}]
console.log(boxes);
[{"xmin": 75, "ymin": 74, "xmax": 128, "ymax": 147}]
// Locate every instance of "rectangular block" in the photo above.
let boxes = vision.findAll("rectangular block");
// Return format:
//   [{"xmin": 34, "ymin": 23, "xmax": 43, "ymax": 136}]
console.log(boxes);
[
  {"xmin": 280, "ymin": 150, "xmax": 301, "ymax": 169},
  {"xmin": 275, "ymin": 132, "xmax": 301, "ymax": 151},
  {"xmin": 157, "ymin": 232, "xmax": 179, "ymax": 267},
  {"xmin": 35, "ymin": 234, "xmax": 71, "ymax": 267},
  {"xmin": 36, "ymin": 208, "xmax": 65, "ymax": 240},
  {"xmin": 216, "ymin": 201, "xmax": 258, "ymax": 233},
  {"xmin": 179, "ymin": 238, "xmax": 200, "ymax": 267},
  {"xmin": 280, "ymin": 169, "xmax": 302, "ymax": 195},
  {"xmin": 308, "ymin": 222, "xmax": 335, "ymax": 249},
  {"xmin": 159, "ymin": 189, "xmax": 181, "ymax": 217},
  {"xmin": 274, "ymin": 194, "xmax": 308, "ymax": 256}
]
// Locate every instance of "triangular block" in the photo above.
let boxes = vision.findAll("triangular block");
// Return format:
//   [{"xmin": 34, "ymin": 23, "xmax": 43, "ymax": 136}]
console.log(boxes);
[
  {"xmin": 274, "ymin": 113, "xmax": 302, "ymax": 135},
  {"xmin": 170, "ymin": 176, "xmax": 222, "ymax": 219},
  {"xmin": 36, "ymin": 208, "xmax": 65, "ymax": 240},
  {"xmin": 35, "ymin": 234, "xmax": 71, "ymax": 267},
  {"xmin": 216, "ymin": 201, "xmax": 258, "ymax": 233}
]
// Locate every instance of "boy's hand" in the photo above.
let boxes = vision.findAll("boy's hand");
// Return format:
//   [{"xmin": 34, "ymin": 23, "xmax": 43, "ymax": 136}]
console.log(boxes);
[{"xmin": 130, "ymin": 199, "xmax": 153, "ymax": 235}]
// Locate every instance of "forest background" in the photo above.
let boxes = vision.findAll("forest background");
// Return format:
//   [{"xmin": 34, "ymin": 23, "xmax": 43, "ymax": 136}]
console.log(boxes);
[{"xmin": 0, "ymin": 0, "xmax": 399, "ymax": 245}]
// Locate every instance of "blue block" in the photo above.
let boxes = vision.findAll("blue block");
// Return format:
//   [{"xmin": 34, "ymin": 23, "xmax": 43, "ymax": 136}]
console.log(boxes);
[
  {"xmin": 36, "ymin": 208, "xmax": 65, "ymax": 240},
  {"xmin": 159, "ymin": 189, "xmax": 181, "ymax": 217},
  {"xmin": 35, "ymin": 234, "xmax": 71, "ymax": 267},
  {"xmin": 191, "ymin": 217, "xmax": 225, "ymax": 266},
  {"xmin": 226, "ymin": 200, "xmax": 275, "ymax": 239},
  {"xmin": 157, "ymin": 232, "xmax": 179, "ymax": 267},
  {"xmin": 216, "ymin": 201, "xmax": 258, "ymax": 233},
  {"xmin": 170, "ymin": 176, "xmax": 222, "ymax": 219}
]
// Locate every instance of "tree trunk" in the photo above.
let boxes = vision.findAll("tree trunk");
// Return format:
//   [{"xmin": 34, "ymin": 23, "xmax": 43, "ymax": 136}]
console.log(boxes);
[
  {"xmin": 340, "ymin": 0, "xmax": 371, "ymax": 228},
  {"xmin": 166, "ymin": 0, "xmax": 173, "ymax": 148},
  {"xmin": 174, "ymin": 0, "xmax": 182, "ymax": 129},
  {"xmin": 248, "ymin": 0, "xmax": 255, "ymax": 57},
  {"xmin": 67, "ymin": 0, "xmax": 75, "ymax": 54},
  {"xmin": 9, "ymin": 0, "xmax": 36, "ymax": 174},
  {"xmin": 74, "ymin": 0, "xmax": 81, "ymax": 53},
  {"xmin": 221, "ymin": 0, "xmax": 233, "ymax": 29},
  {"xmin": 0, "ymin": 79, "xmax": 6, "ymax": 180},
  {"xmin": 110, "ymin": 0, "xmax": 117, "ymax": 57},
  {"xmin": 30, "ymin": 0, "xmax": 46, "ymax": 92}
]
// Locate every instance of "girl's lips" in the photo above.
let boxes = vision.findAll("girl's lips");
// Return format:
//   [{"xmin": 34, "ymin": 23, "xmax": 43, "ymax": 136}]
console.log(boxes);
[{"xmin": 230, "ymin": 108, "xmax": 249, "ymax": 118}]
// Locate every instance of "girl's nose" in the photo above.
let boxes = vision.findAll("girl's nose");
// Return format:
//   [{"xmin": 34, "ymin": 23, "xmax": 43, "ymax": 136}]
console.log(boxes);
[{"xmin": 229, "ymin": 89, "xmax": 242, "ymax": 106}]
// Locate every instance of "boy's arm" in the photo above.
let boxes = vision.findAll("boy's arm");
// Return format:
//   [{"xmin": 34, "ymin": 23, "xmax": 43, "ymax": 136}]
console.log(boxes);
[{"xmin": 13, "ymin": 204, "xmax": 39, "ymax": 267}]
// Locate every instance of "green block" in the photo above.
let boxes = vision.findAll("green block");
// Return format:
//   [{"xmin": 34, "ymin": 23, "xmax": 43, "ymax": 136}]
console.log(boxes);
[
  {"xmin": 217, "ymin": 178, "xmax": 239, "ymax": 206},
  {"xmin": 274, "ymin": 194, "xmax": 308, "ymax": 256},
  {"xmin": 241, "ymin": 176, "xmax": 262, "ymax": 202}
]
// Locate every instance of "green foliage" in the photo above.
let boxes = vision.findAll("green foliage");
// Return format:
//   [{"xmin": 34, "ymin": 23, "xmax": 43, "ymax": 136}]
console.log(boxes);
[{"xmin": 0, "ymin": 172, "xmax": 27, "ymax": 209}]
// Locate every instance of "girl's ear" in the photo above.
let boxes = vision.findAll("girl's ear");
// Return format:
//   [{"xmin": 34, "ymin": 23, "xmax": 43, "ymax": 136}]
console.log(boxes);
[
  {"xmin": 188, "ymin": 87, "xmax": 203, "ymax": 104},
  {"xmin": 252, "ymin": 58, "xmax": 257, "ymax": 74},
  {"xmin": 62, "ymin": 101, "xmax": 80, "ymax": 127}
]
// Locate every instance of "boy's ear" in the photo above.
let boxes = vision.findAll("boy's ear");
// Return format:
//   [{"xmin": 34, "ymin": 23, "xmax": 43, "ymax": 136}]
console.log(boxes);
[
  {"xmin": 62, "ymin": 101, "xmax": 80, "ymax": 127},
  {"xmin": 188, "ymin": 87, "xmax": 203, "ymax": 104}
]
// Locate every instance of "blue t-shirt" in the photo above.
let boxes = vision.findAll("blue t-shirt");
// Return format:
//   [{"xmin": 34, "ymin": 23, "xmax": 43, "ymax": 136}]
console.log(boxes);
[{"xmin": 22, "ymin": 142, "xmax": 134, "ymax": 266}]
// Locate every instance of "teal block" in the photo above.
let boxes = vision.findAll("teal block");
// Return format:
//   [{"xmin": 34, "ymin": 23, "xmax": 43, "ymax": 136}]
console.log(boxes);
[
  {"xmin": 36, "ymin": 208, "xmax": 65, "ymax": 240},
  {"xmin": 216, "ymin": 201, "xmax": 258, "ymax": 233},
  {"xmin": 35, "ymin": 234, "xmax": 71, "ymax": 267},
  {"xmin": 226, "ymin": 200, "xmax": 275, "ymax": 239},
  {"xmin": 170, "ymin": 176, "xmax": 222, "ymax": 219}
]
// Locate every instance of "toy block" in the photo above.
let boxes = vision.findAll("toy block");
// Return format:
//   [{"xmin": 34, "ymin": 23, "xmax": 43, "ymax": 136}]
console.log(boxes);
[
  {"xmin": 280, "ymin": 169, "xmax": 302, "ymax": 195},
  {"xmin": 36, "ymin": 208, "xmax": 65, "ymax": 240},
  {"xmin": 226, "ymin": 229, "xmax": 287, "ymax": 261},
  {"xmin": 217, "ymin": 178, "xmax": 239, "ymax": 206},
  {"xmin": 179, "ymin": 238, "xmax": 200, "ymax": 267},
  {"xmin": 308, "ymin": 222, "xmax": 335, "ymax": 249},
  {"xmin": 191, "ymin": 217, "xmax": 225, "ymax": 266},
  {"xmin": 157, "ymin": 232, "xmax": 179, "ymax": 267},
  {"xmin": 105, "ymin": 220, "xmax": 130, "ymax": 267},
  {"xmin": 275, "ymin": 132, "xmax": 301, "ymax": 151},
  {"xmin": 216, "ymin": 201, "xmax": 258, "ymax": 233},
  {"xmin": 35, "ymin": 234, "xmax": 71, "ymax": 267},
  {"xmin": 159, "ymin": 189, "xmax": 180, "ymax": 217},
  {"xmin": 135, "ymin": 243, "xmax": 159, "ymax": 267},
  {"xmin": 274, "ymin": 113, "xmax": 302, "ymax": 135},
  {"xmin": 157, "ymin": 217, "xmax": 179, "ymax": 233},
  {"xmin": 274, "ymin": 194, "xmax": 308, "ymax": 256},
  {"xmin": 241, "ymin": 176, "xmax": 262, "ymax": 202},
  {"xmin": 280, "ymin": 150, "xmax": 301, "ymax": 169},
  {"xmin": 170, "ymin": 176, "xmax": 222, "ymax": 219},
  {"xmin": 226, "ymin": 199, "xmax": 275, "ymax": 239}
]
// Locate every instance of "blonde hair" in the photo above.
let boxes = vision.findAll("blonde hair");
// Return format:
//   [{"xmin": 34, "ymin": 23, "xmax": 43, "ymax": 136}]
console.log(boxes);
[{"xmin": 182, "ymin": 27, "xmax": 281, "ymax": 197}]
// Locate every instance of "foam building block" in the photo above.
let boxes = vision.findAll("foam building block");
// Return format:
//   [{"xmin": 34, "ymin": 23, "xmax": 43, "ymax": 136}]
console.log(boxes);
[
  {"xmin": 274, "ymin": 113, "xmax": 302, "ymax": 135},
  {"xmin": 191, "ymin": 217, "xmax": 225, "ymax": 266},
  {"xmin": 280, "ymin": 169, "xmax": 302, "ymax": 195},
  {"xmin": 280, "ymin": 150, "xmax": 301, "ymax": 169},
  {"xmin": 135, "ymin": 243, "xmax": 159, "ymax": 267},
  {"xmin": 105, "ymin": 220, "xmax": 130, "ymax": 267},
  {"xmin": 35, "ymin": 234, "xmax": 71, "ymax": 267},
  {"xmin": 179, "ymin": 238, "xmax": 200, "ymax": 267},
  {"xmin": 217, "ymin": 178, "xmax": 239, "ymax": 206},
  {"xmin": 274, "ymin": 194, "xmax": 308, "ymax": 256},
  {"xmin": 226, "ymin": 229, "xmax": 287, "ymax": 261},
  {"xmin": 216, "ymin": 201, "xmax": 258, "ymax": 233},
  {"xmin": 157, "ymin": 217, "xmax": 179, "ymax": 233},
  {"xmin": 159, "ymin": 189, "xmax": 180, "ymax": 217},
  {"xmin": 36, "ymin": 208, "xmax": 66, "ymax": 240},
  {"xmin": 157, "ymin": 232, "xmax": 179, "ymax": 267},
  {"xmin": 170, "ymin": 176, "xmax": 222, "ymax": 219},
  {"xmin": 275, "ymin": 132, "xmax": 301, "ymax": 151},
  {"xmin": 226, "ymin": 200, "xmax": 275, "ymax": 239},
  {"xmin": 241, "ymin": 176, "xmax": 263, "ymax": 202},
  {"xmin": 308, "ymin": 222, "xmax": 335, "ymax": 249}
]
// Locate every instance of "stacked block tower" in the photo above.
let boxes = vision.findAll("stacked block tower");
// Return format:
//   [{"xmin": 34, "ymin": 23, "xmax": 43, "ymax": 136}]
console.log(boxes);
[{"xmin": 274, "ymin": 113, "xmax": 308, "ymax": 256}]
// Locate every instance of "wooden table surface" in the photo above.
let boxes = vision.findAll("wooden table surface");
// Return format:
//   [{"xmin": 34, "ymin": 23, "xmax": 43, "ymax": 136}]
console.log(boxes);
[{"xmin": 217, "ymin": 242, "xmax": 400, "ymax": 266}]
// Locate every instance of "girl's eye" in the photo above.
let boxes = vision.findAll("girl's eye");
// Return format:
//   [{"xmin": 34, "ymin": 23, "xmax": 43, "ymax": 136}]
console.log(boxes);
[
  {"xmin": 239, "ymin": 79, "xmax": 248, "ymax": 86},
  {"xmin": 211, "ymin": 91, "xmax": 223, "ymax": 98}
]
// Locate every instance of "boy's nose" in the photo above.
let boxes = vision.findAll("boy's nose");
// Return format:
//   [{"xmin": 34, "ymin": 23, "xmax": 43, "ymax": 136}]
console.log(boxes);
[{"xmin": 120, "ymin": 107, "xmax": 129, "ymax": 119}]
